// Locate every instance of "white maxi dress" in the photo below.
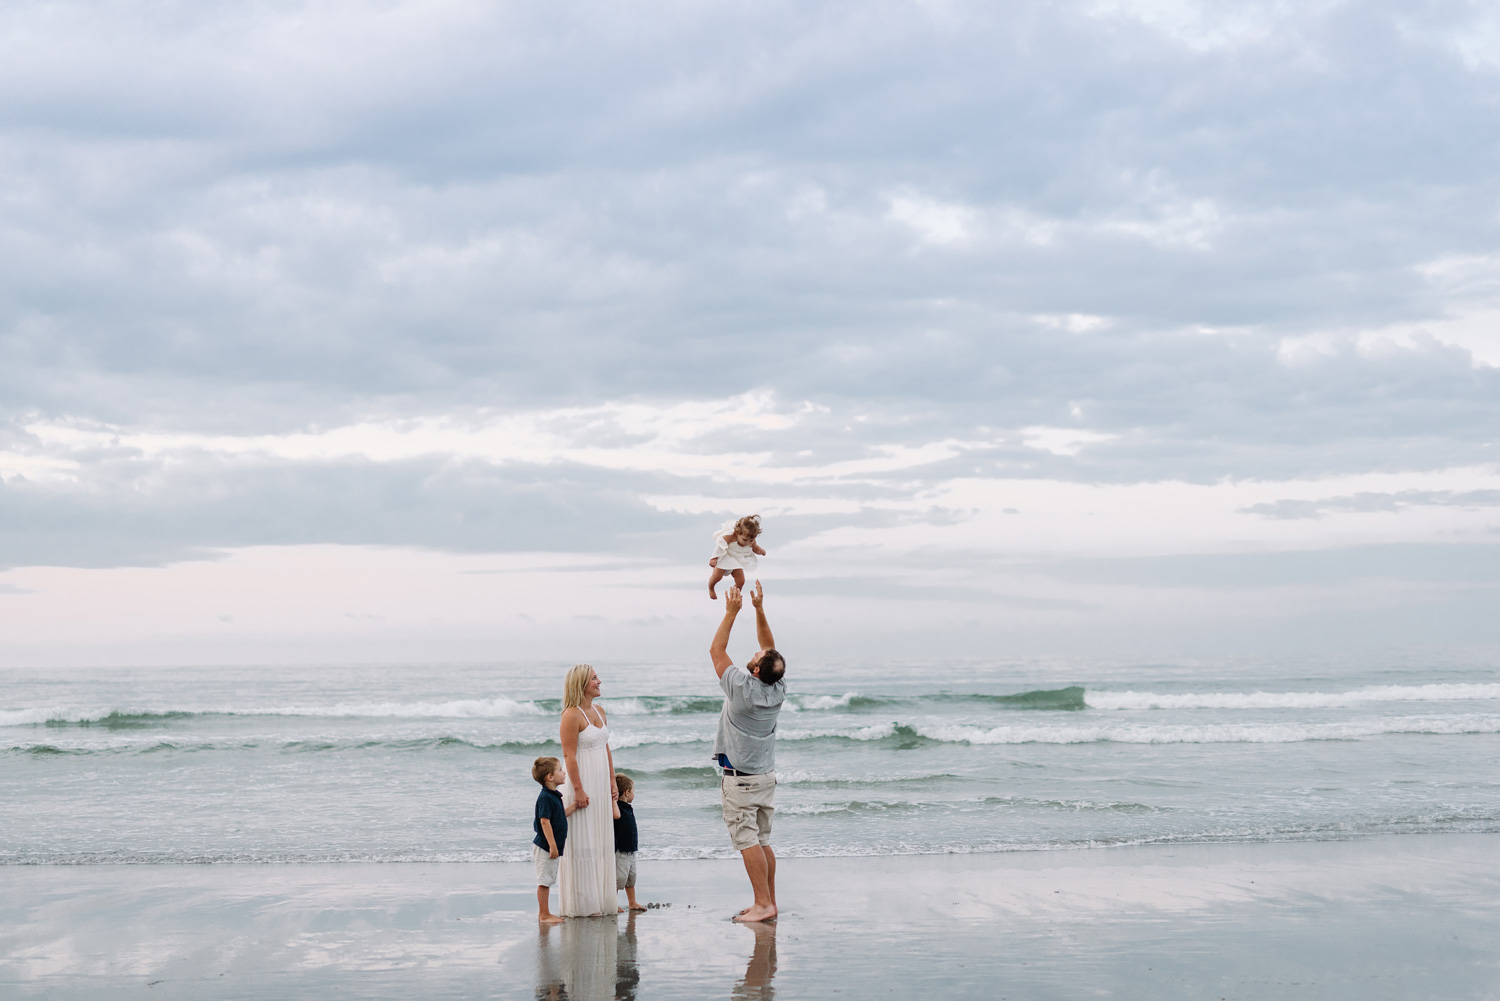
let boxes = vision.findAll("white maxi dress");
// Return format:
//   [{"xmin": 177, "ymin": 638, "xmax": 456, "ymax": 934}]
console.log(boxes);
[{"xmin": 558, "ymin": 706, "xmax": 616, "ymax": 917}]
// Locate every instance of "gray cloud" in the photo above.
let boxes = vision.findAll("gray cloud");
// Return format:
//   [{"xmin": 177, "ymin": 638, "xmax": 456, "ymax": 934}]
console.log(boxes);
[
  {"xmin": 1032, "ymin": 544, "xmax": 1500, "ymax": 590},
  {"xmin": 0, "ymin": 456, "xmax": 692, "ymax": 570},
  {"xmin": 2, "ymin": 0, "xmax": 1500, "ymax": 574},
  {"xmin": 1241, "ymin": 490, "xmax": 1500, "ymax": 520}
]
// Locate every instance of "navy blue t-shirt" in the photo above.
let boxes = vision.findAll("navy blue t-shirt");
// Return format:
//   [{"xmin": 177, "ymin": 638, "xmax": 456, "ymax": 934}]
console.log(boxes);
[
  {"xmin": 614, "ymin": 801, "xmax": 638, "ymax": 853},
  {"xmin": 533, "ymin": 787, "xmax": 567, "ymax": 853}
]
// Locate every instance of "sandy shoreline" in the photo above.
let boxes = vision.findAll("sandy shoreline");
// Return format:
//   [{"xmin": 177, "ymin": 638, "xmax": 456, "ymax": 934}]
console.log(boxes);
[{"xmin": 3, "ymin": 834, "xmax": 1498, "ymax": 999}]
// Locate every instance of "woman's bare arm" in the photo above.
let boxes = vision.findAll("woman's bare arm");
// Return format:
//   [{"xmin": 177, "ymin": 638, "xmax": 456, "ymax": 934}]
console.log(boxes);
[{"xmin": 560, "ymin": 708, "xmax": 589, "ymax": 809}]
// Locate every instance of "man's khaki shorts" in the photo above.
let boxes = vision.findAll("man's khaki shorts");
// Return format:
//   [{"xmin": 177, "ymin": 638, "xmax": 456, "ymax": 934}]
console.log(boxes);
[{"xmin": 721, "ymin": 771, "xmax": 776, "ymax": 851}]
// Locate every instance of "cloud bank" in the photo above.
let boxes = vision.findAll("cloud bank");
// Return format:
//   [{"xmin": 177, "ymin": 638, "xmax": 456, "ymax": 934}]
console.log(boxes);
[{"xmin": 2, "ymin": 0, "xmax": 1498, "ymax": 661}]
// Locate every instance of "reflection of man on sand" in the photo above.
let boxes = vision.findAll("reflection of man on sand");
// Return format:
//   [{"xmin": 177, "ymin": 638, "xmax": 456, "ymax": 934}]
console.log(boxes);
[
  {"xmin": 709, "ymin": 581, "xmax": 786, "ymax": 923},
  {"xmin": 732, "ymin": 922, "xmax": 778, "ymax": 1001}
]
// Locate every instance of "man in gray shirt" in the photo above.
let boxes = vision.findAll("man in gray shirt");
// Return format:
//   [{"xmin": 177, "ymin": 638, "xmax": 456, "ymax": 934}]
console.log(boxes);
[{"xmin": 710, "ymin": 580, "xmax": 785, "ymax": 923}]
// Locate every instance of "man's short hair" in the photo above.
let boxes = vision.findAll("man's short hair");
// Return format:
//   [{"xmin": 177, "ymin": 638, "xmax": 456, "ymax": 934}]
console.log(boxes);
[
  {"xmin": 615, "ymin": 773, "xmax": 634, "ymax": 797},
  {"xmin": 532, "ymin": 756, "xmax": 560, "ymax": 785},
  {"xmin": 754, "ymin": 648, "xmax": 786, "ymax": 686}
]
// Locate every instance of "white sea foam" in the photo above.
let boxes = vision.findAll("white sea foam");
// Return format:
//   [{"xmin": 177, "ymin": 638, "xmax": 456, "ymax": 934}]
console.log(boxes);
[
  {"xmin": 0, "ymin": 706, "xmax": 118, "ymax": 726},
  {"xmin": 0, "ymin": 697, "xmax": 552, "ymax": 726},
  {"xmin": 1086, "ymin": 683, "xmax": 1500, "ymax": 711},
  {"xmin": 786, "ymin": 693, "xmax": 859, "ymax": 712},
  {"xmin": 607, "ymin": 731, "xmax": 709, "ymax": 750},
  {"xmin": 916, "ymin": 715, "xmax": 1500, "ymax": 745},
  {"xmin": 780, "ymin": 722, "xmax": 898, "ymax": 742},
  {"xmin": 773, "ymin": 769, "xmax": 955, "ymax": 785}
]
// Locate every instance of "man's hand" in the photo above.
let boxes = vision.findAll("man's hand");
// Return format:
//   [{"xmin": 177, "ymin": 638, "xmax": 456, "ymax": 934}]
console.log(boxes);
[
  {"xmin": 751, "ymin": 580, "xmax": 775, "ymax": 650},
  {"xmin": 549, "ymin": 846, "xmax": 559, "ymax": 859},
  {"xmin": 724, "ymin": 584, "xmax": 744, "ymax": 616}
]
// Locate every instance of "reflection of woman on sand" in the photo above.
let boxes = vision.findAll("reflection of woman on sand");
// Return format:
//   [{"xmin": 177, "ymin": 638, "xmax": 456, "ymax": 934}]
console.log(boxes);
[
  {"xmin": 532, "ymin": 917, "xmax": 619, "ymax": 1001},
  {"xmin": 557, "ymin": 664, "xmax": 618, "ymax": 917}
]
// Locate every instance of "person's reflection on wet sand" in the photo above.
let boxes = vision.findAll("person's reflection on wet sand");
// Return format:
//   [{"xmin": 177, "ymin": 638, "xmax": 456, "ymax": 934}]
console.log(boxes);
[
  {"xmin": 533, "ymin": 923, "xmax": 567, "ymax": 1001},
  {"xmin": 534, "ymin": 916, "xmax": 619, "ymax": 1001},
  {"xmin": 731, "ymin": 921, "xmax": 777, "ymax": 1001},
  {"xmin": 614, "ymin": 911, "xmax": 640, "ymax": 1001}
]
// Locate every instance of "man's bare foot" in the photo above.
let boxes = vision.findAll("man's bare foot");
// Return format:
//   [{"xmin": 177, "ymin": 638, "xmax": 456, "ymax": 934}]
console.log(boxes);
[
  {"xmin": 539, "ymin": 914, "xmax": 563, "ymax": 925},
  {"xmin": 733, "ymin": 903, "xmax": 777, "ymax": 923},
  {"xmin": 630, "ymin": 903, "xmax": 647, "ymax": 911}
]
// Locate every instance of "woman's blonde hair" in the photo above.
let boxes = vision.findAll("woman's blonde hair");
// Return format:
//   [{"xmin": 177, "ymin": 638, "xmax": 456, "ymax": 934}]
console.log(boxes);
[{"xmin": 563, "ymin": 663, "xmax": 596, "ymax": 709}]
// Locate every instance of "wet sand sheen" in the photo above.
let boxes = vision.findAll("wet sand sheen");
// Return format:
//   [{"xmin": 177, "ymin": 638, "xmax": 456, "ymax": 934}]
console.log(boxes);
[{"xmin": 2, "ymin": 834, "xmax": 1498, "ymax": 999}]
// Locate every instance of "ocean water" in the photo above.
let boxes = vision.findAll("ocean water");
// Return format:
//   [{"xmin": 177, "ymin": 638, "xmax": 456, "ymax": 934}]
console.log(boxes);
[{"xmin": 3, "ymin": 656, "xmax": 1499, "ymax": 864}]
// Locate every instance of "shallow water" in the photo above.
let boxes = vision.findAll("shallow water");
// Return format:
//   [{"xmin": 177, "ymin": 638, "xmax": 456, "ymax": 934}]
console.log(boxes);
[{"xmin": 3, "ymin": 656, "xmax": 1499, "ymax": 862}]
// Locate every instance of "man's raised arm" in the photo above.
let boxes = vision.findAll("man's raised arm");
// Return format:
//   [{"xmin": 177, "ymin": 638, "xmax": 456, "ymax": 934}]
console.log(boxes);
[
  {"xmin": 710, "ymin": 585, "xmax": 744, "ymax": 678},
  {"xmin": 750, "ymin": 580, "xmax": 775, "ymax": 650}
]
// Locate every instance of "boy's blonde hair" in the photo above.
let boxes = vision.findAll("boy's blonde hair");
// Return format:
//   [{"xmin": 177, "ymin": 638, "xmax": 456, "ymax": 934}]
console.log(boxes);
[
  {"xmin": 614, "ymin": 773, "xmax": 634, "ymax": 797},
  {"xmin": 562, "ymin": 664, "xmax": 595, "ymax": 709},
  {"xmin": 532, "ymin": 756, "xmax": 560, "ymax": 785}
]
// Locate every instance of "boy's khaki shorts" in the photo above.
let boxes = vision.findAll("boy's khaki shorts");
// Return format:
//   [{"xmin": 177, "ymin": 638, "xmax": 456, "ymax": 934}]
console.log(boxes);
[
  {"xmin": 721, "ymin": 771, "xmax": 776, "ymax": 851},
  {"xmin": 533, "ymin": 844, "xmax": 559, "ymax": 887},
  {"xmin": 616, "ymin": 851, "xmax": 637, "ymax": 889}
]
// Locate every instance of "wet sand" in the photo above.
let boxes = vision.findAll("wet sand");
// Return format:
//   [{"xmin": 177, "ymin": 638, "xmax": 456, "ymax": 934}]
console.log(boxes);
[{"xmin": 3, "ymin": 834, "xmax": 1498, "ymax": 999}]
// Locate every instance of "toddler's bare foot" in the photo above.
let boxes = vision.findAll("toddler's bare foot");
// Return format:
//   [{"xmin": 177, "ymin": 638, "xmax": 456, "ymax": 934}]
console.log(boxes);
[{"xmin": 709, "ymin": 583, "xmax": 718, "ymax": 598}]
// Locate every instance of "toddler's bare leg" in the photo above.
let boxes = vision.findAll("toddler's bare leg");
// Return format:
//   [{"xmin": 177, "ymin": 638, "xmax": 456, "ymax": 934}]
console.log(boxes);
[
  {"xmin": 731, "ymin": 569, "xmax": 746, "ymax": 590},
  {"xmin": 709, "ymin": 566, "xmax": 727, "ymax": 598},
  {"xmin": 537, "ymin": 886, "xmax": 563, "ymax": 924}
]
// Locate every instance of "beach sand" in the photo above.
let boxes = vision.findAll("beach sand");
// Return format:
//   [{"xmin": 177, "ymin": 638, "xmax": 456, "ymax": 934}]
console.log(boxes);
[{"xmin": 3, "ymin": 834, "xmax": 1498, "ymax": 1000}]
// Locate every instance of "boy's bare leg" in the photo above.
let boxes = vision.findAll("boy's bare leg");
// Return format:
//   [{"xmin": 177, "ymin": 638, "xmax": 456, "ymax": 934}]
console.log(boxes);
[
  {"xmin": 537, "ymin": 886, "xmax": 563, "ymax": 924},
  {"xmin": 709, "ymin": 566, "xmax": 727, "ymax": 598},
  {"xmin": 733, "ymin": 846, "xmax": 777, "ymax": 922},
  {"xmin": 625, "ymin": 886, "xmax": 645, "ymax": 911}
]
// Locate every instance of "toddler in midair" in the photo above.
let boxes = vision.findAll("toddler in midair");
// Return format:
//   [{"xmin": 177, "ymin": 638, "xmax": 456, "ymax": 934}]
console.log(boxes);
[{"xmin": 708, "ymin": 515, "xmax": 766, "ymax": 599}]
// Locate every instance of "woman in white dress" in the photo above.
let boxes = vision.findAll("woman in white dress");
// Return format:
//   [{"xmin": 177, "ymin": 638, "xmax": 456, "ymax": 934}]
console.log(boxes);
[{"xmin": 557, "ymin": 663, "xmax": 618, "ymax": 917}]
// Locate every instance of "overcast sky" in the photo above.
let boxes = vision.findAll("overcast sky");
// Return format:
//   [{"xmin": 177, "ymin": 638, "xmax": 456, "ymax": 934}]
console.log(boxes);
[{"xmin": 2, "ymin": 0, "xmax": 1498, "ymax": 667}]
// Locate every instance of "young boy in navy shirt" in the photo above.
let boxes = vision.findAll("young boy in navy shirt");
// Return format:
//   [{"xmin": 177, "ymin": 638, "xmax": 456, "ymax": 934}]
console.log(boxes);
[
  {"xmin": 532, "ymin": 756, "xmax": 570, "ymax": 924},
  {"xmin": 612, "ymin": 773, "xmax": 645, "ymax": 912}
]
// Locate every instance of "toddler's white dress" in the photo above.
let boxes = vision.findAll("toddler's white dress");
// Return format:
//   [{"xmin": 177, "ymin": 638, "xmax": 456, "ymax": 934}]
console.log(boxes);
[{"xmin": 710, "ymin": 521, "xmax": 758, "ymax": 575}]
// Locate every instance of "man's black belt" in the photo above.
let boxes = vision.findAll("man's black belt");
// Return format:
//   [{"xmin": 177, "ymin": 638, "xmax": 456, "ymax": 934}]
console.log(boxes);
[{"xmin": 722, "ymin": 768, "xmax": 756, "ymax": 776}]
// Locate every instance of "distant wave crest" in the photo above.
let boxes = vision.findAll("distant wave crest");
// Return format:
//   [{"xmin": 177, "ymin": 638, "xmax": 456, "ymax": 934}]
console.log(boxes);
[{"xmin": 1086, "ymin": 683, "xmax": 1500, "ymax": 711}]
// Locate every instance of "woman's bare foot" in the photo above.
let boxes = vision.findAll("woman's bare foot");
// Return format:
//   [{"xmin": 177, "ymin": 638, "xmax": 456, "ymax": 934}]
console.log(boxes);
[{"xmin": 733, "ymin": 903, "xmax": 777, "ymax": 923}]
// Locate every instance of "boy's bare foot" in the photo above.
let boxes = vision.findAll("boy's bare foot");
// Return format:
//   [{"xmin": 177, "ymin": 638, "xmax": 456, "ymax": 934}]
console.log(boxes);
[
  {"xmin": 733, "ymin": 903, "xmax": 777, "ymax": 923},
  {"xmin": 539, "ymin": 914, "xmax": 563, "ymax": 925}
]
